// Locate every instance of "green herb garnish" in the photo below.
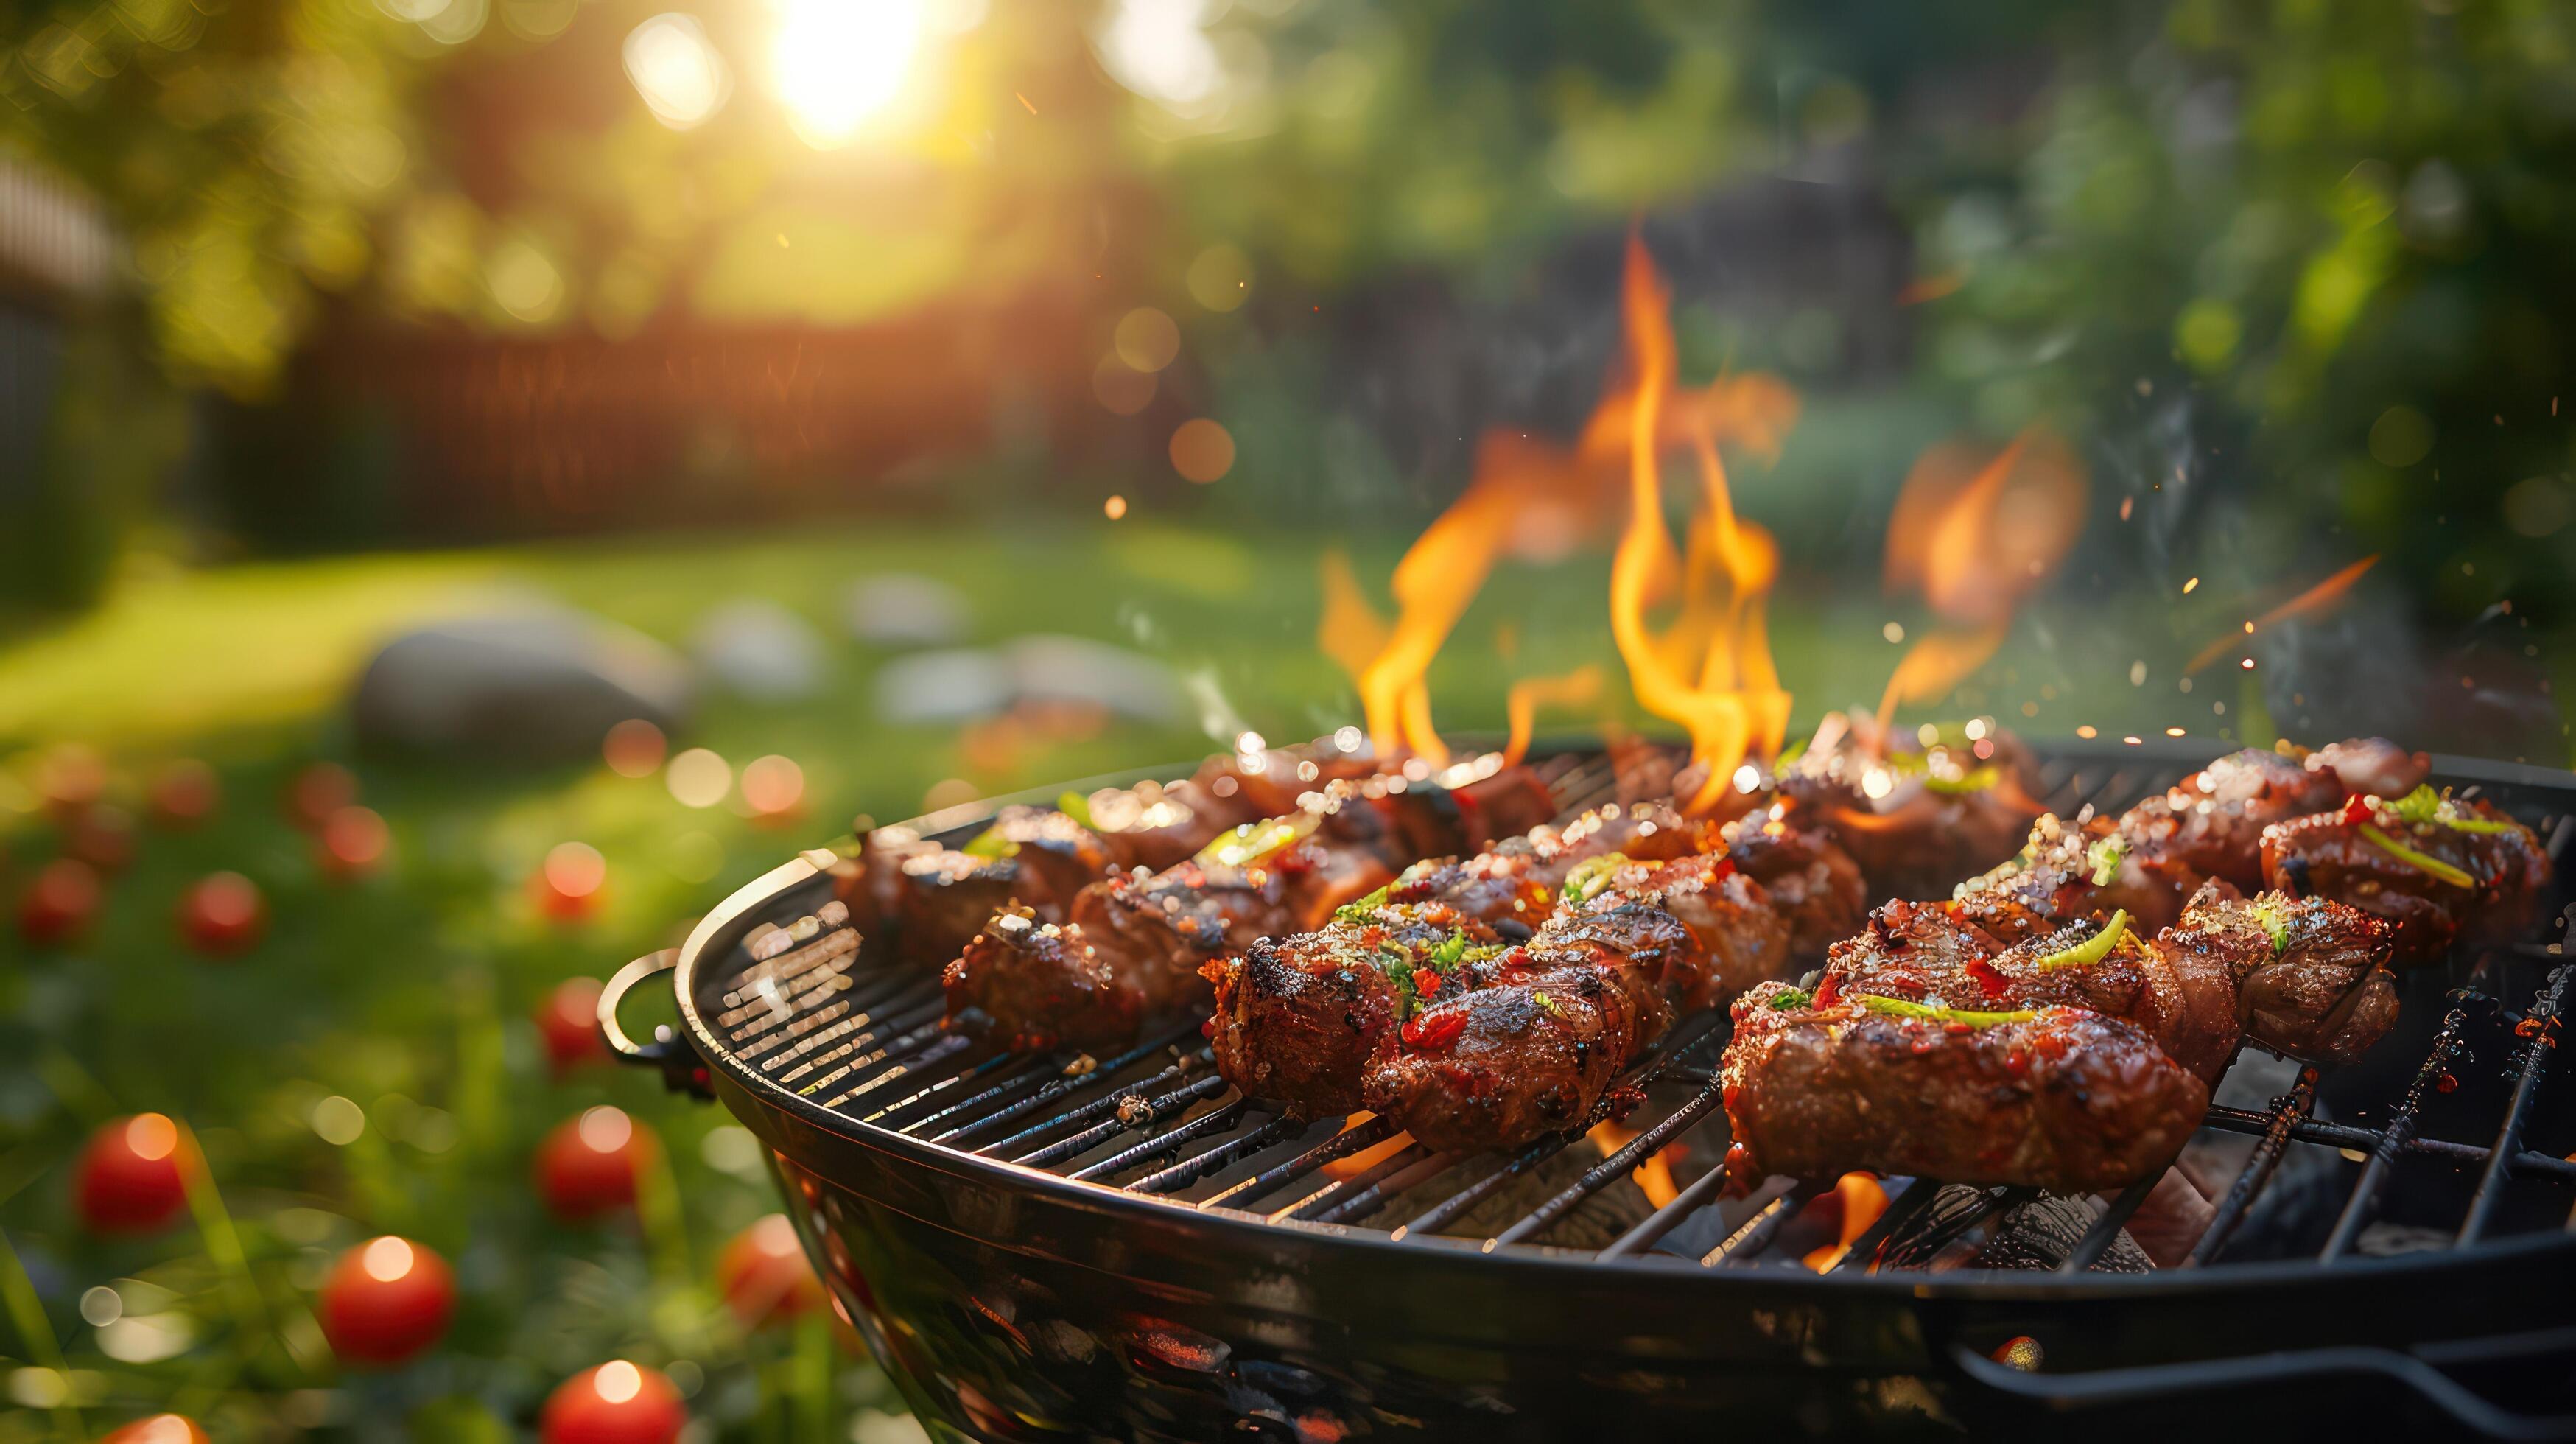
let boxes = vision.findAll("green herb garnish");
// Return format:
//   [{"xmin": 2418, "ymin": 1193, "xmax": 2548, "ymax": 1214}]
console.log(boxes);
[
  {"xmin": 1428, "ymin": 930, "xmax": 1470, "ymax": 969},
  {"xmin": 2085, "ymin": 835, "xmax": 2127, "ymax": 887},
  {"xmin": 2246, "ymin": 897, "xmax": 2292, "ymax": 955},
  {"xmin": 2358, "ymin": 824, "xmax": 2477, "ymax": 889},
  {"xmin": 1532, "ymin": 991, "xmax": 1565, "ymax": 1018},
  {"xmin": 1766, "ymin": 988, "xmax": 1814, "ymax": 1012},
  {"xmin": 1196, "ymin": 810, "xmax": 1319, "ymax": 870},
  {"xmin": 1333, "ymin": 885, "xmax": 1391, "ymax": 925},
  {"xmin": 1854, "ymin": 995, "xmax": 2038, "ymax": 1028},
  {"xmin": 2387, "ymin": 785, "xmax": 2519, "ymax": 835},
  {"xmin": 961, "ymin": 827, "xmax": 1019, "ymax": 860},
  {"xmin": 1559, "ymin": 852, "xmax": 1632, "ymax": 906},
  {"xmin": 1056, "ymin": 790, "xmax": 1096, "ymax": 830},
  {"xmin": 2035, "ymin": 910, "xmax": 2129, "ymax": 971},
  {"xmin": 1378, "ymin": 942, "xmax": 1421, "ymax": 1018}
]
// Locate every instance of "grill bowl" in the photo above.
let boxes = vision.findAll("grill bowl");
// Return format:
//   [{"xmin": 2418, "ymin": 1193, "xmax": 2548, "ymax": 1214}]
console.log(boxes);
[{"xmin": 604, "ymin": 740, "xmax": 2576, "ymax": 1440}]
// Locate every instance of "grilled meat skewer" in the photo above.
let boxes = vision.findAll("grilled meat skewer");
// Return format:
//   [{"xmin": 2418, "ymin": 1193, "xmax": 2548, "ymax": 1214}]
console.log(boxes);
[
  {"xmin": 1722, "ymin": 985, "xmax": 2209, "ymax": 1194},
  {"xmin": 944, "ymin": 765, "xmax": 1559, "ymax": 1051},
  {"xmin": 2117, "ymin": 737, "xmax": 2429, "ymax": 891},
  {"xmin": 1210, "ymin": 804, "xmax": 1837, "ymax": 1151},
  {"xmin": 1772, "ymin": 711, "xmax": 2046, "ymax": 900},
  {"xmin": 2261, "ymin": 787, "xmax": 2552, "ymax": 964}
]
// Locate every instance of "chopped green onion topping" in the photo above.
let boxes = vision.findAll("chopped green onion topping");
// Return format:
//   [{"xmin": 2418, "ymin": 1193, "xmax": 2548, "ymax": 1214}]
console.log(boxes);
[
  {"xmin": 2387, "ymin": 785, "xmax": 2519, "ymax": 835},
  {"xmin": 1333, "ymin": 885, "xmax": 1391, "ymax": 925},
  {"xmin": 1854, "ymin": 995, "xmax": 2038, "ymax": 1027},
  {"xmin": 2246, "ymin": 897, "xmax": 2292, "ymax": 954},
  {"xmin": 1428, "ymin": 930, "xmax": 1470, "ymax": 969},
  {"xmin": 2359, "ymin": 824, "xmax": 2477, "ymax": 889},
  {"xmin": 1056, "ymin": 790, "xmax": 1097, "ymax": 830},
  {"xmin": 1378, "ymin": 942, "xmax": 1421, "ymax": 1018},
  {"xmin": 2035, "ymin": 910, "xmax": 2129, "ymax": 970},
  {"xmin": 961, "ymin": 827, "xmax": 1019, "ymax": 860},
  {"xmin": 2085, "ymin": 835, "xmax": 2127, "ymax": 888},
  {"xmin": 1766, "ymin": 988, "xmax": 1814, "ymax": 1011},
  {"xmin": 1773, "ymin": 737, "xmax": 1809, "ymax": 769},
  {"xmin": 1196, "ymin": 810, "xmax": 1319, "ymax": 870},
  {"xmin": 1559, "ymin": 852, "xmax": 1632, "ymax": 906},
  {"xmin": 1532, "ymin": 991, "xmax": 1565, "ymax": 1018}
]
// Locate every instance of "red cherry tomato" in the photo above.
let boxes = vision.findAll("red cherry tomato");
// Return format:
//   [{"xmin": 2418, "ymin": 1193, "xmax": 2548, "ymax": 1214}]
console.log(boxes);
[
  {"xmin": 317, "ymin": 805, "xmax": 390, "ymax": 880},
  {"xmin": 177, "ymin": 872, "xmax": 266, "ymax": 956},
  {"xmin": 540, "ymin": 1361, "xmax": 684, "ymax": 1444},
  {"xmin": 17, "ymin": 858, "xmax": 101, "ymax": 946},
  {"xmin": 148, "ymin": 759, "xmax": 220, "ymax": 830},
  {"xmin": 535, "ymin": 1107, "xmax": 656, "ymax": 1222},
  {"xmin": 318, "ymin": 1236, "xmax": 456, "ymax": 1367},
  {"xmin": 533, "ymin": 841, "xmax": 607, "ymax": 922},
  {"xmin": 74, "ymin": 1114, "xmax": 192, "ymax": 1235},
  {"xmin": 537, "ymin": 977, "xmax": 608, "ymax": 1073},
  {"xmin": 65, "ymin": 805, "xmax": 138, "ymax": 873},
  {"xmin": 716, "ymin": 1213, "xmax": 823, "ymax": 1327},
  {"xmin": 99, "ymin": 1414, "xmax": 209, "ymax": 1444},
  {"xmin": 286, "ymin": 762, "xmax": 358, "ymax": 831}
]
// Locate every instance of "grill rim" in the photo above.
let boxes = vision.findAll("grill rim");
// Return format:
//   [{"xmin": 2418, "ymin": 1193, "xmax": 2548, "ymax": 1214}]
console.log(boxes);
[{"xmin": 656, "ymin": 735, "xmax": 2576, "ymax": 1297}]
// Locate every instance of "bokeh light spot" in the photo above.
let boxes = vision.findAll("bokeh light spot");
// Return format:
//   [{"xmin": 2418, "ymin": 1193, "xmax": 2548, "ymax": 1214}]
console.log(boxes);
[
  {"xmin": 312, "ymin": 1096, "xmax": 365, "ymax": 1146},
  {"xmin": 127, "ymin": 1113, "xmax": 179, "ymax": 1163},
  {"xmin": 623, "ymin": 13, "xmax": 731, "ymax": 130},
  {"xmin": 741, "ymin": 755, "xmax": 804, "ymax": 816},
  {"xmin": 578, "ymin": 1106, "xmax": 634, "ymax": 1153},
  {"xmin": 604, "ymin": 719, "xmax": 668, "ymax": 778},
  {"xmin": 1114, "ymin": 307, "xmax": 1181, "ymax": 373},
  {"xmin": 544, "ymin": 842, "xmax": 607, "ymax": 900},
  {"xmin": 595, "ymin": 1359, "xmax": 644, "ymax": 1403},
  {"xmin": 361, "ymin": 1236, "xmax": 415, "ymax": 1283},
  {"xmin": 667, "ymin": 749, "xmax": 732, "ymax": 807},
  {"xmin": 1170, "ymin": 418, "xmax": 1235, "ymax": 483}
]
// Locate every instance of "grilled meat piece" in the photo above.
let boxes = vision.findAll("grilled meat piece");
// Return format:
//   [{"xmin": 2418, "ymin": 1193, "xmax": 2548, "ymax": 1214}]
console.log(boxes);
[
  {"xmin": 1207, "ymin": 901, "xmax": 1512, "ymax": 1114},
  {"xmin": 1204, "ymin": 804, "xmax": 1713, "ymax": 1110},
  {"xmin": 1773, "ymin": 712, "xmax": 2044, "ymax": 900},
  {"xmin": 2169, "ymin": 891, "xmax": 2397, "ymax": 1067},
  {"xmin": 944, "ymin": 908, "xmax": 1134, "ymax": 1051},
  {"xmin": 1722, "ymin": 982, "xmax": 2211, "ymax": 1192},
  {"xmin": 2118, "ymin": 738, "xmax": 2427, "ymax": 889},
  {"xmin": 1721, "ymin": 811, "xmax": 1869, "ymax": 958},
  {"xmin": 2261, "ymin": 791, "xmax": 2551, "ymax": 963},
  {"xmin": 895, "ymin": 849, "xmax": 1027, "ymax": 969},
  {"xmin": 1956, "ymin": 813, "xmax": 2219, "ymax": 939}
]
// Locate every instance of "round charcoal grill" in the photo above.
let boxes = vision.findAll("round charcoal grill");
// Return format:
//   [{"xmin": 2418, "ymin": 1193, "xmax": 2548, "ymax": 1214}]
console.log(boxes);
[{"xmin": 600, "ymin": 740, "xmax": 2576, "ymax": 1440}]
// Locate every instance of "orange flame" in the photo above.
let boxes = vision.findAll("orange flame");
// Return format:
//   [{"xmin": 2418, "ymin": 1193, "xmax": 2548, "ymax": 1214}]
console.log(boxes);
[
  {"xmin": 1800, "ymin": 1171, "xmax": 1890, "ymax": 1272},
  {"xmin": 1322, "ymin": 231, "xmax": 1797, "ymax": 788},
  {"xmin": 1503, "ymin": 665, "xmax": 1607, "ymax": 766},
  {"xmin": 1875, "ymin": 430, "xmax": 2087, "ymax": 731},
  {"xmin": 2183, "ymin": 555, "xmax": 2380, "ymax": 674}
]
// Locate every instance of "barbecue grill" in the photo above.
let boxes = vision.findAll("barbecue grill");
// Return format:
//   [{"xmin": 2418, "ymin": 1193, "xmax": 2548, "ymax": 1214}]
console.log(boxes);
[{"xmin": 599, "ymin": 738, "xmax": 2576, "ymax": 1440}]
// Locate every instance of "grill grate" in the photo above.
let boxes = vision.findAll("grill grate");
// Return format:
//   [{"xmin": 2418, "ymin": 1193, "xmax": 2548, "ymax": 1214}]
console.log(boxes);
[{"xmin": 699, "ymin": 748, "xmax": 2575, "ymax": 1275}]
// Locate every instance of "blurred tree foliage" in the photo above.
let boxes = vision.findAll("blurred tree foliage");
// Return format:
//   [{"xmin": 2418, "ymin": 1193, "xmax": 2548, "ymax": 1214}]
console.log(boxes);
[{"xmin": 0, "ymin": 0, "xmax": 2569, "ymax": 616}]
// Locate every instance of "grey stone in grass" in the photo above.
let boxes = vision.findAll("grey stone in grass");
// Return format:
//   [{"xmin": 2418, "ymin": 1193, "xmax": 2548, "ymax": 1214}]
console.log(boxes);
[
  {"xmin": 692, "ymin": 598, "xmax": 827, "ymax": 703},
  {"xmin": 351, "ymin": 607, "xmax": 692, "ymax": 762},
  {"xmin": 874, "ymin": 648, "xmax": 1014, "ymax": 723},
  {"xmin": 1008, "ymin": 634, "xmax": 1183, "ymax": 723},
  {"xmin": 844, "ymin": 573, "xmax": 970, "ymax": 648}
]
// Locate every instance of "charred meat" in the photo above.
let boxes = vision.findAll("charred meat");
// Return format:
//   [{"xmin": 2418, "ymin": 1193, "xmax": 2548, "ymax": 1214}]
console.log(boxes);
[
  {"xmin": 1722, "ymin": 983, "xmax": 2211, "ymax": 1194},
  {"xmin": 2261, "ymin": 786, "xmax": 2551, "ymax": 963}
]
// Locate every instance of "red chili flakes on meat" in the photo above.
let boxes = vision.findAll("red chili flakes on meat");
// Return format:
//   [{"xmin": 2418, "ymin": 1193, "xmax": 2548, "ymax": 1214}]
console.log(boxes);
[
  {"xmin": 1400, "ymin": 1009, "xmax": 1469, "ymax": 1051},
  {"xmin": 1812, "ymin": 973, "xmax": 1843, "ymax": 1009},
  {"xmin": 2340, "ymin": 795, "xmax": 2374, "ymax": 827},
  {"xmin": 1871, "ymin": 970, "xmax": 1929, "ymax": 1000},
  {"xmin": 1417, "ymin": 970, "xmax": 1442, "ymax": 997}
]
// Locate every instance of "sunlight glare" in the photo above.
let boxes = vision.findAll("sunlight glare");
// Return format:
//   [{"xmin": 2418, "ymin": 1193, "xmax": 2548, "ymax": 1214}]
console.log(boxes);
[{"xmin": 774, "ymin": 0, "xmax": 931, "ymax": 148}]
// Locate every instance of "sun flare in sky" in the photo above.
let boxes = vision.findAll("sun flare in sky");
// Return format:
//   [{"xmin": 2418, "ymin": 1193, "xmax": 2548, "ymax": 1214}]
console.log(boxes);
[{"xmin": 771, "ymin": 0, "xmax": 933, "ymax": 148}]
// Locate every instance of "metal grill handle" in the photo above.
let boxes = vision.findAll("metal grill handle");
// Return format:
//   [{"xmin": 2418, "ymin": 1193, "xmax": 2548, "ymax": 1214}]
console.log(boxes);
[{"xmin": 600, "ymin": 949, "xmax": 710, "ymax": 1098}]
